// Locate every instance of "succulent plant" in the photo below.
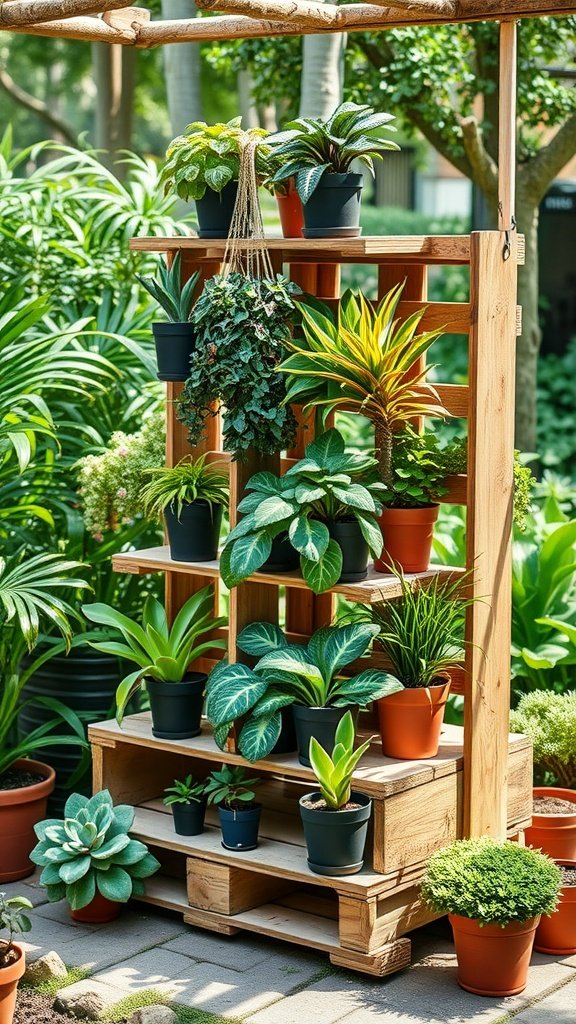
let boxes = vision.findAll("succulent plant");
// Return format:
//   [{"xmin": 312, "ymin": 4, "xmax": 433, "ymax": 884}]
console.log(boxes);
[{"xmin": 31, "ymin": 790, "xmax": 160, "ymax": 911}]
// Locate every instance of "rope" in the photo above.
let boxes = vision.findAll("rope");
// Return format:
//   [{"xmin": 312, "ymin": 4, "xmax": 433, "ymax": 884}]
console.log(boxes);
[{"xmin": 222, "ymin": 137, "xmax": 274, "ymax": 281}]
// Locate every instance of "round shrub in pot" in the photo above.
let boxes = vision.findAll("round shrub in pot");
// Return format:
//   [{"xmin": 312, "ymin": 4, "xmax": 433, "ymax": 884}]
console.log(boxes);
[
  {"xmin": 136, "ymin": 253, "xmax": 198, "ymax": 382},
  {"xmin": 164, "ymin": 774, "xmax": 207, "ymax": 837},
  {"xmin": 205, "ymin": 766, "xmax": 261, "ymax": 851}
]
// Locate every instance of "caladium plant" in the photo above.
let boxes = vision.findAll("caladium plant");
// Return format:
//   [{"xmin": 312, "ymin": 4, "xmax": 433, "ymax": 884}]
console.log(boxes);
[
  {"xmin": 220, "ymin": 428, "xmax": 386, "ymax": 594},
  {"xmin": 205, "ymin": 620, "xmax": 402, "ymax": 762},
  {"xmin": 30, "ymin": 790, "xmax": 160, "ymax": 911}
]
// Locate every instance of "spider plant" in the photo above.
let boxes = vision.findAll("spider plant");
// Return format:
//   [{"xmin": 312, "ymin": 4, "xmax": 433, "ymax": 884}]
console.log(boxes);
[{"xmin": 140, "ymin": 454, "xmax": 229, "ymax": 521}]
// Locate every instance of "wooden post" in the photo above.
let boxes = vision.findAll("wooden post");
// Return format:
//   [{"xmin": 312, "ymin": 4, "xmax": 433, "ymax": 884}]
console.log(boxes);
[
  {"xmin": 464, "ymin": 231, "xmax": 517, "ymax": 839},
  {"xmin": 498, "ymin": 19, "xmax": 517, "ymax": 234}
]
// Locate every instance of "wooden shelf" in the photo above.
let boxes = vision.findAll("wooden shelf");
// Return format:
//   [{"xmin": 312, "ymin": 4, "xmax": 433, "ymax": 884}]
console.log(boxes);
[{"xmin": 112, "ymin": 546, "xmax": 464, "ymax": 604}]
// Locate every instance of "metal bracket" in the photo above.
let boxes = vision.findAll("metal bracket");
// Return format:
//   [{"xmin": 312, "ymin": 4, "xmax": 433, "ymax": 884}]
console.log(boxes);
[{"xmin": 499, "ymin": 203, "xmax": 517, "ymax": 261}]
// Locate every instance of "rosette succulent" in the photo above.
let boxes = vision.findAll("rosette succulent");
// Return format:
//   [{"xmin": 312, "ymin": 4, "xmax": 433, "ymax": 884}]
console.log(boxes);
[{"xmin": 31, "ymin": 790, "xmax": 160, "ymax": 910}]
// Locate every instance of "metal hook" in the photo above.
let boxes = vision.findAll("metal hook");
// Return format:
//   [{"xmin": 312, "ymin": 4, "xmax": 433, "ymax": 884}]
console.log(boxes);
[{"xmin": 499, "ymin": 204, "xmax": 517, "ymax": 261}]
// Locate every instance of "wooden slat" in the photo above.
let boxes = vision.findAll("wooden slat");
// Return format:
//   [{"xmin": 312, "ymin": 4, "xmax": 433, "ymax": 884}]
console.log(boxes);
[
  {"xmin": 187, "ymin": 857, "xmax": 293, "ymax": 914},
  {"xmin": 498, "ymin": 20, "xmax": 517, "ymax": 233},
  {"xmin": 330, "ymin": 937, "xmax": 411, "ymax": 977},
  {"xmin": 184, "ymin": 902, "xmax": 341, "ymax": 953},
  {"xmin": 434, "ymin": 384, "xmax": 469, "ymax": 417},
  {"xmin": 372, "ymin": 772, "xmax": 462, "ymax": 874},
  {"xmin": 338, "ymin": 888, "xmax": 440, "ymax": 952}
]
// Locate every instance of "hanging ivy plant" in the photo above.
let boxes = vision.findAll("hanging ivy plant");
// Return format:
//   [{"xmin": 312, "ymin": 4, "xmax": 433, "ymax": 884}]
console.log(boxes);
[{"xmin": 177, "ymin": 273, "xmax": 299, "ymax": 459}]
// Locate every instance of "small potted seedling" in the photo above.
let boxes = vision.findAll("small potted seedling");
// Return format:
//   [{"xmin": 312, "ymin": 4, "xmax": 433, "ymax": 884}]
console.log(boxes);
[
  {"xmin": 204, "ymin": 765, "xmax": 261, "ymax": 851},
  {"xmin": 163, "ymin": 774, "xmax": 208, "ymax": 837},
  {"xmin": 0, "ymin": 893, "xmax": 32, "ymax": 1024},
  {"xmin": 299, "ymin": 711, "xmax": 374, "ymax": 876},
  {"xmin": 136, "ymin": 253, "xmax": 199, "ymax": 382}
]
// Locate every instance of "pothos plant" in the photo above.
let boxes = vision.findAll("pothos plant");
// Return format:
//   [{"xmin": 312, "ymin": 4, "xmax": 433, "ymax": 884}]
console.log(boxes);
[{"xmin": 177, "ymin": 273, "xmax": 299, "ymax": 459}]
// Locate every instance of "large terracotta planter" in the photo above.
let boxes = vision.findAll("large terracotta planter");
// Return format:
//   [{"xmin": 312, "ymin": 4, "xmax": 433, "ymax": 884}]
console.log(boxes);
[
  {"xmin": 375, "ymin": 504, "xmax": 439, "ymax": 573},
  {"xmin": 0, "ymin": 759, "xmax": 56, "ymax": 883},
  {"xmin": 534, "ymin": 861, "xmax": 576, "ymax": 955},
  {"xmin": 449, "ymin": 914, "xmax": 540, "ymax": 996},
  {"xmin": 525, "ymin": 788, "xmax": 576, "ymax": 860},
  {"xmin": 0, "ymin": 943, "xmax": 25, "ymax": 1024},
  {"xmin": 71, "ymin": 892, "xmax": 122, "ymax": 924},
  {"xmin": 377, "ymin": 678, "xmax": 450, "ymax": 759},
  {"xmin": 276, "ymin": 188, "xmax": 304, "ymax": 238}
]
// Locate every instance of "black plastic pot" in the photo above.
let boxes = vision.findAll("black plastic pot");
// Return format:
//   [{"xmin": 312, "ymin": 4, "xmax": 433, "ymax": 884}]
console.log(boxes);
[
  {"xmin": 328, "ymin": 518, "xmax": 369, "ymax": 583},
  {"xmin": 292, "ymin": 705, "xmax": 357, "ymax": 768},
  {"xmin": 146, "ymin": 672, "xmax": 206, "ymax": 740},
  {"xmin": 259, "ymin": 533, "xmax": 300, "ymax": 574},
  {"xmin": 270, "ymin": 706, "xmax": 297, "ymax": 756},
  {"xmin": 171, "ymin": 799, "xmax": 207, "ymax": 836},
  {"xmin": 218, "ymin": 804, "xmax": 262, "ymax": 850},
  {"xmin": 195, "ymin": 182, "xmax": 238, "ymax": 239},
  {"xmin": 18, "ymin": 650, "xmax": 123, "ymax": 815},
  {"xmin": 299, "ymin": 790, "xmax": 372, "ymax": 876},
  {"xmin": 151, "ymin": 322, "xmax": 196, "ymax": 382},
  {"xmin": 302, "ymin": 173, "xmax": 363, "ymax": 239},
  {"xmin": 164, "ymin": 501, "xmax": 223, "ymax": 562}
]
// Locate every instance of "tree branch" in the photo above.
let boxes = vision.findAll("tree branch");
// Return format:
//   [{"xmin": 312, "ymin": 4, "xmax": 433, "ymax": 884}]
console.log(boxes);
[
  {"xmin": 460, "ymin": 115, "xmax": 498, "ymax": 195},
  {"xmin": 0, "ymin": 66, "xmax": 78, "ymax": 146},
  {"xmin": 519, "ymin": 112, "xmax": 576, "ymax": 204}
]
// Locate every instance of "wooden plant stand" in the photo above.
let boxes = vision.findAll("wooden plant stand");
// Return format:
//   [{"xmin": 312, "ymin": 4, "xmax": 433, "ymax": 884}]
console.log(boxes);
[{"xmin": 89, "ymin": 231, "xmax": 531, "ymax": 976}]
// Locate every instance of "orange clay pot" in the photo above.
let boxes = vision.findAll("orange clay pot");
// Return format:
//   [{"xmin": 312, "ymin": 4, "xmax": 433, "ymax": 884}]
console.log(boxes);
[
  {"xmin": 0, "ymin": 943, "xmax": 25, "ymax": 1024},
  {"xmin": 375, "ymin": 504, "xmax": 439, "ymax": 574},
  {"xmin": 71, "ymin": 892, "xmax": 122, "ymax": 924},
  {"xmin": 525, "ymin": 787, "xmax": 576, "ymax": 860},
  {"xmin": 276, "ymin": 187, "xmax": 304, "ymax": 238},
  {"xmin": 377, "ymin": 677, "xmax": 450, "ymax": 760},
  {"xmin": 449, "ymin": 914, "xmax": 540, "ymax": 997},
  {"xmin": 534, "ymin": 860, "xmax": 576, "ymax": 955},
  {"xmin": 0, "ymin": 760, "xmax": 56, "ymax": 883}
]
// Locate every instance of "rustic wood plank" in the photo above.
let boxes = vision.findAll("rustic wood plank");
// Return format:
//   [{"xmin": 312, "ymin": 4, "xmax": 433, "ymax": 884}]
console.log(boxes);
[
  {"xmin": 372, "ymin": 772, "xmax": 462, "ymax": 874},
  {"xmin": 184, "ymin": 902, "xmax": 341, "ymax": 952},
  {"xmin": 338, "ymin": 888, "xmax": 440, "ymax": 952},
  {"xmin": 187, "ymin": 857, "xmax": 294, "ymax": 913},
  {"xmin": 330, "ymin": 937, "xmax": 411, "ymax": 977}
]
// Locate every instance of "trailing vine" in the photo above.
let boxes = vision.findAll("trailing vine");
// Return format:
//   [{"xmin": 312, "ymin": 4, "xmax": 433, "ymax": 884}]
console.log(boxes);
[{"xmin": 177, "ymin": 273, "xmax": 299, "ymax": 459}]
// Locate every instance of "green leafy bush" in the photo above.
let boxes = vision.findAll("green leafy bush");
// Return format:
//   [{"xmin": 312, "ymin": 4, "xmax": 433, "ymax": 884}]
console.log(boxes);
[
  {"xmin": 31, "ymin": 790, "xmax": 160, "ymax": 910},
  {"xmin": 160, "ymin": 118, "xmax": 266, "ymax": 201},
  {"xmin": 309, "ymin": 711, "xmax": 374, "ymax": 810},
  {"xmin": 510, "ymin": 691, "xmax": 576, "ymax": 788},
  {"xmin": 537, "ymin": 338, "xmax": 576, "ymax": 476},
  {"xmin": 386, "ymin": 427, "xmax": 466, "ymax": 508},
  {"xmin": 421, "ymin": 837, "xmax": 561, "ymax": 926}
]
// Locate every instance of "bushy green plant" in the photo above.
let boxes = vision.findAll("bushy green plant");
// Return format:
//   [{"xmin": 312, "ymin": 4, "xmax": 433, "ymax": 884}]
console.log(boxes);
[
  {"xmin": 0, "ymin": 893, "xmax": 32, "ymax": 968},
  {"xmin": 140, "ymin": 455, "xmax": 229, "ymax": 521},
  {"xmin": 385, "ymin": 427, "xmax": 467, "ymax": 509},
  {"xmin": 136, "ymin": 254, "xmax": 199, "ymax": 323},
  {"xmin": 159, "ymin": 118, "xmax": 267, "ymax": 201},
  {"xmin": 163, "ymin": 774, "xmax": 207, "ymax": 807},
  {"xmin": 421, "ymin": 837, "xmax": 561, "ymax": 926},
  {"xmin": 309, "ymin": 711, "xmax": 374, "ymax": 810},
  {"xmin": 537, "ymin": 338, "xmax": 576, "ymax": 476},
  {"xmin": 206, "ymin": 621, "xmax": 402, "ymax": 761},
  {"xmin": 76, "ymin": 414, "xmax": 165, "ymax": 538},
  {"xmin": 204, "ymin": 766, "xmax": 260, "ymax": 810},
  {"xmin": 31, "ymin": 790, "xmax": 160, "ymax": 910},
  {"xmin": 510, "ymin": 691, "xmax": 576, "ymax": 788},
  {"xmin": 82, "ymin": 586, "xmax": 227, "ymax": 725},
  {"xmin": 220, "ymin": 429, "xmax": 386, "ymax": 594},
  {"xmin": 177, "ymin": 273, "xmax": 298, "ymax": 459},
  {"xmin": 267, "ymin": 102, "xmax": 400, "ymax": 203}
]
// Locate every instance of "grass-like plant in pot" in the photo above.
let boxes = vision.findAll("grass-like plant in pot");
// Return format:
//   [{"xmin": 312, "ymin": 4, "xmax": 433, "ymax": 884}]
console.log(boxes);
[
  {"xmin": 204, "ymin": 766, "xmax": 261, "ymax": 851},
  {"xmin": 206, "ymin": 621, "xmax": 402, "ymax": 766},
  {"xmin": 421, "ymin": 837, "xmax": 562, "ymax": 996},
  {"xmin": 220, "ymin": 429, "xmax": 387, "ymax": 594},
  {"xmin": 83, "ymin": 586, "xmax": 226, "ymax": 740},
  {"xmin": 266, "ymin": 102, "xmax": 399, "ymax": 238},
  {"xmin": 159, "ymin": 118, "xmax": 266, "ymax": 238},
  {"xmin": 136, "ymin": 254, "xmax": 199, "ymax": 382},
  {"xmin": 278, "ymin": 283, "xmax": 450, "ymax": 573},
  {"xmin": 140, "ymin": 454, "xmax": 229, "ymax": 563},
  {"xmin": 163, "ymin": 774, "xmax": 208, "ymax": 837},
  {"xmin": 369, "ymin": 570, "xmax": 473, "ymax": 759},
  {"xmin": 510, "ymin": 691, "xmax": 576, "ymax": 860},
  {"xmin": 299, "ymin": 711, "xmax": 375, "ymax": 877},
  {"xmin": 31, "ymin": 790, "xmax": 160, "ymax": 924},
  {"xmin": 0, "ymin": 893, "xmax": 32, "ymax": 1024}
]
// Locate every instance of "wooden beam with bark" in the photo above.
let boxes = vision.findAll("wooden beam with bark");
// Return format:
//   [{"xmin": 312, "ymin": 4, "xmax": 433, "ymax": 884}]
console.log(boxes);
[{"xmin": 0, "ymin": 0, "xmax": 135, "ymax": 27}]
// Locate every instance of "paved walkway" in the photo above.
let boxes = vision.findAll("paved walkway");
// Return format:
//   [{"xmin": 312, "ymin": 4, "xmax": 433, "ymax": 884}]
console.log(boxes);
[{"xmin": 6, "ymin": 871, "xmax": 576, "ymax": 1024}]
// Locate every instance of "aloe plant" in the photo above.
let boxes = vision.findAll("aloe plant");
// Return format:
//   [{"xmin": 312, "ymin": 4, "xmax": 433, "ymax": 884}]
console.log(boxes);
[
  {"xmin": 30, "ymin": 790, "xmax": 160, "ymax": 911},
  {"xmin": 136, "ymin": 253, "xmax": 199, "ymax": 323},
  {"xmin": 205, "ymin": 621, "xmax": 402, "ymax": 761},
  {"xmin": 309, "ymin": 711, "xmax": 374, "ymax": 810}
]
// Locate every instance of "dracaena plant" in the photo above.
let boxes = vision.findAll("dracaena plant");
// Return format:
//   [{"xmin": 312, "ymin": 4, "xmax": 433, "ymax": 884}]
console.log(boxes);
[
  {"xmin": 140, "ymin": 455, "xmax": 229, "ymax": 521},
  {"xmin": 82, "ymin": 586, "xmax": 227, "ymax": 725},
  {"xmin": 136, "ymin": 253, "xmax": 199, "ymax": 323},
  {"xmin": 0, "ymin": 893, "xmax": 32, "ymax": 968},
  {"xmin": 220, "ymin": 429, "xmax": 386, "ymax": 595},
  {"xmin": 159, "ymin": 118, "xmax": 267, "ymax": 201},
  {"xmin": 30, "ymin": 790, "xmax": 160, "ymax": 911},
  {"xmin": 309, "ymin": 711, "xmax": 375, "ymax": 810},
  {"xmin": 205, "ymin": 621, "xmax": 402, "ymax": 762},
  {"xmin": 278, "ymin": 283, "xmax": 449, "ymax": 489},
  {"xmin": 266, "ymin": 102, "xmax": 400, "ymax": 203}
]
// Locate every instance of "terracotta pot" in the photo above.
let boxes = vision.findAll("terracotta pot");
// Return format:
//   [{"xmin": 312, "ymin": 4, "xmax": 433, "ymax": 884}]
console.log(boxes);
[
  {"xmin": 0, "ymin": 942, "xmax": 25, "ymax": 1024},
  {"xmin": 0, "ymin": 759, "xmax": 56, "ymax": 883},
  {"xmin": 71, "ymin": 891, "xmax": 122, "ymax": 924},
  {"xmin": 276, "ymin": 187, "xmax": 304, "ymax": 238},
  {"xmin": 449, "ymin": 914, "xmax": 540, "ymax": 996},
  {"xmin": 375, "ymin": 504, "xmax": 439, "ymax": 574},
  {"xmin": 377, "ymin": 677, "xmax": 450, "ymax": 760},
  {"xmin": 534, "ymin": 860, "xmax": 576, "ymax": 955},
  {"xmin": 525, "ymin": 787, "xmax": 576, "ymax": 860}
]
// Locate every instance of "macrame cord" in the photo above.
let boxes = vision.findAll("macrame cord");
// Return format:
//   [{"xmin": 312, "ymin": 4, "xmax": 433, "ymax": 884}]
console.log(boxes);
[{"xmin": 222, "ymin": 136, "xmax": 274, "ymax": 282}]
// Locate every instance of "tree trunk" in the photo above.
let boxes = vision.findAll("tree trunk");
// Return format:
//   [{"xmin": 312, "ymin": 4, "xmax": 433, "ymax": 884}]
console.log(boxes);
[
  {"xmin": 238, "ymin": 69, "xmax": 259, "ymax": 129},
  {"xmin": 299, "ymin": 24, "xmax": 345, "ymax": 119},
  {"xmin": 92, "ymin": 42, "xmax": 135, "ymax": 176},
  {"xmin": 514, "ymin": 187, "xmax": 541, "ymax": 454},
  {"xmin": 161, "ymin": 0, "xmax": 202, "ymax": 136}
]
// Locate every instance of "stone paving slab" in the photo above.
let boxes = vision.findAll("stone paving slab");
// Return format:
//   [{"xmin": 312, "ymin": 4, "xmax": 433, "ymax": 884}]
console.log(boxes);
[
  {"xmin": 1, "ymin": 875, "xmax": 50, "ymax": 906},
  {"xmin": 513, "ymin": 974, "xmax": 576, "ymax": 1024},
  {"xmin": 93, "ymin": 946, "xmax": 324, "ymax": 1019},
  {"xmin": 160, "ymin": 928, "xmax": 325, "ymax": 974}
]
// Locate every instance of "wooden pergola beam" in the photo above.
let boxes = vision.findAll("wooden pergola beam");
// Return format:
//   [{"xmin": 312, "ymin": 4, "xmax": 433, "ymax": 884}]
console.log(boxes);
[
  {"xmin": 0, "ymin": 0, "xmax": 135, "ymax": 27},
  {"xmin": 195, "ymin": 0, "xmax": 457, "ymax": 24}
]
